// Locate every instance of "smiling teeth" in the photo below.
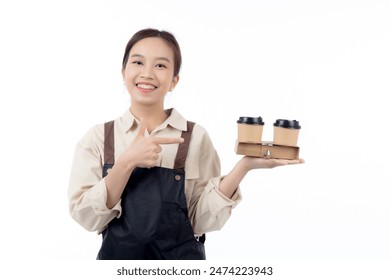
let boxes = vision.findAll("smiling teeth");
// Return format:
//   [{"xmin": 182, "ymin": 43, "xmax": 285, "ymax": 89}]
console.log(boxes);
[{"xmin": 138, "ymin": 84, "xmax": 155, "ymax": 89}]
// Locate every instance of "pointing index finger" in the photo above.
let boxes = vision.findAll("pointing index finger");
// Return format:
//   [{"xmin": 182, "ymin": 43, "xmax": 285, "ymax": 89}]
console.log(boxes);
[{"xmin": 152, "ymin": 137, "xmax": 184, "ymax": 145}]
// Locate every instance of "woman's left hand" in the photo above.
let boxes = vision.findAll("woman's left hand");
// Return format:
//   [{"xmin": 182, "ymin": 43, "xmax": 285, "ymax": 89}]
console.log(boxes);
[{"xmin": 240, "ymin": 156, "xmax": 305, "ymax": 170}]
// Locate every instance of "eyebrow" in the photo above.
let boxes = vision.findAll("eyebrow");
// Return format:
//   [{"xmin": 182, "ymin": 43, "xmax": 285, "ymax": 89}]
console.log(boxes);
[{"xmin": 130, "ymin": 54, "xmax": 171, "ymax": 63}]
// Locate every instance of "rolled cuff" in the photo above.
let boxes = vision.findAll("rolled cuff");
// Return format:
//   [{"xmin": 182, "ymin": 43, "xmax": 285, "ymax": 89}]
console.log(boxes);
[
  {"xmin": 88, "ymin": 178, "xmax": 122, "ymax": 217},
  {"xmin": 205, "ymin": 176, "xmax": 242, "ymax": 217},
  {"xmin": 70, "ymin": 178, "xmax": 122, "ymax": 233}
]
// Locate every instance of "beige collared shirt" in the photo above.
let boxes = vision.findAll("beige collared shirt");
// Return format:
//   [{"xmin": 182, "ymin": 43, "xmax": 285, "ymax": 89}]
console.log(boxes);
[{"xmin": 68, "ymin": 108, "xmax": 242, "ymax": 235}]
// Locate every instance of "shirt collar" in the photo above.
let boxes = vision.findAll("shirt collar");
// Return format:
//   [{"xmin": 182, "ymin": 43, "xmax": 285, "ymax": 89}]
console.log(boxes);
[{"xmin": 119, "ymin": 108, "xmax": 188, "ymax": 133}]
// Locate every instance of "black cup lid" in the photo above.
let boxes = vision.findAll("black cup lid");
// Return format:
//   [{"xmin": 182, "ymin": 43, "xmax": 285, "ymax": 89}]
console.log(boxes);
[
  {"xmin": 273, "ymin": 119, "xmax": 301, "ymax": 129},
  {"xmin": 237, "ymin": 116, "xmax": 264, "ymax": 125}
]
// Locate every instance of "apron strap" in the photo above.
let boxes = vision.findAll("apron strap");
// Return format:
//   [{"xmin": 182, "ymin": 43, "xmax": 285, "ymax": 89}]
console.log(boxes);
[
  {"xmin": 174, "ymin": 121, "xmax": 195, "ymax": 172},
  {"xmin": 104, "ymin": 120, "xmax": 115, "ymax": 164}
]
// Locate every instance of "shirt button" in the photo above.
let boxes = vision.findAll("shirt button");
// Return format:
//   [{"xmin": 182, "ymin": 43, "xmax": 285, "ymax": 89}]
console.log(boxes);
[{"xmin": 174, "ymin": 175, "xmax": 181, "ymax": 181}]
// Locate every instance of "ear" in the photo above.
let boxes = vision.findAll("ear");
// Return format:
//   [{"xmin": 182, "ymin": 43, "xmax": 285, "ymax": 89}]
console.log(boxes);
[
  {"xmin": 121, "ymin": 68, "xmax": 125, "ymax": 80},
  {"xmin": 170, "ymin": 75, "xmax": 180, "ymax": 91}
]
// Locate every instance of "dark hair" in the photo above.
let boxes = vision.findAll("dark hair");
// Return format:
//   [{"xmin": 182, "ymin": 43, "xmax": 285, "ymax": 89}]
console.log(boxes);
[{"xmin": 122, "ymin": 28, "xmax": 182, "ymax": 77}]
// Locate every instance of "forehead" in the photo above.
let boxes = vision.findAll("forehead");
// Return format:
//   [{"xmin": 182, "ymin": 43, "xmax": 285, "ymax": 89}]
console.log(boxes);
[{"xmin": 130, "ymin": 37, "xmax": 174, "ymax": 60}]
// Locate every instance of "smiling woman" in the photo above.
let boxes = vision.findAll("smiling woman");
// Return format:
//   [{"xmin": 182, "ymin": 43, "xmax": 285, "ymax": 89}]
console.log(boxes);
[
  {"xmin": 67, "ymin": 28, "xmax": 303, "ymax": 260},
  {"xmin": 122, "ymin": 36, "xmax": 179, "ymax": 117}
]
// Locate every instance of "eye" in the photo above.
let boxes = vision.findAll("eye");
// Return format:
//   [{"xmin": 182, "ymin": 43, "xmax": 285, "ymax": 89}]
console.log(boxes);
[
  {"xmin": 155, "ymin": 64, "xmax": 167, "ymax": 69},
  {"xmin": 132, "ymin": 60, "xmax": 143, "ymax": 65}
]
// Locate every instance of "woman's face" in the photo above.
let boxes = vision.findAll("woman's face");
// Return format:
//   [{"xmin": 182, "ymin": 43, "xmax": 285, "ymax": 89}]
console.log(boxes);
[{"xmin": 122, "ymin": 37, "xmax": 179, "ymax": 108}]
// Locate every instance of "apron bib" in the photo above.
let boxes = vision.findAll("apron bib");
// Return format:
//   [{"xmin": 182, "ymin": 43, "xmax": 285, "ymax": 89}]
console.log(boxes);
[{"xmin": 97, "ymin": 121, "xmax": 205, "ymax": 260}]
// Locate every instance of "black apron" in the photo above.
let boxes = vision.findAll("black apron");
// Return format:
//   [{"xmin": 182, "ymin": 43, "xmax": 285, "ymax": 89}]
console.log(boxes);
[{"xmin": 97, "ymin": 121, "xmax": 205, "ymax": 260}]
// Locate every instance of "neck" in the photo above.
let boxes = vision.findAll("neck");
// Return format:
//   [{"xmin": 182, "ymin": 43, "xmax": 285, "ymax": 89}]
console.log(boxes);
[{"xmin": 130, "ymin": 103, "xmax": 168, "ymax": 133}]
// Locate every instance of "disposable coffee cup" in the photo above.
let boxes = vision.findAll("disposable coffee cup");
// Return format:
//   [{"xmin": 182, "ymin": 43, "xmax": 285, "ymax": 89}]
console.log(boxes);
[
  {"xmin": 237, "ymin": 116, "xmax": 264, "ymax": 143},
  {"xmin": 273, "ymin": 119, "xmax": 301, "ymax": 146}
]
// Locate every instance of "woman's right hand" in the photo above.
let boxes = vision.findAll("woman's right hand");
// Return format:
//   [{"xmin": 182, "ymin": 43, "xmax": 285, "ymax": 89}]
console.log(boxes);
[{"xmin": 118, "ymin": 122, "xmax": 184, "ymax": 169}]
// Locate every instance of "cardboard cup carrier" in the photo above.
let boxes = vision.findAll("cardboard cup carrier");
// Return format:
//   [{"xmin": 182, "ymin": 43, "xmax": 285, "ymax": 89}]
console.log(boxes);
[{"xmin": 235, "ymin": 117, "xmax": 301, "ymax": 160}]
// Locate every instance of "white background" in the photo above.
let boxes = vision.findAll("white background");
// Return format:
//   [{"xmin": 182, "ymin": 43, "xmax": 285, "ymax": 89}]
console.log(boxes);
[{"xmin": 1, "ymin": 0, "xmax": 390, "ymax": 274}]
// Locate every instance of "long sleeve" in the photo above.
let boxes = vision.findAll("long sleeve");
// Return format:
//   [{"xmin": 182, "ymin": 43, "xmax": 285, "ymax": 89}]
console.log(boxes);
[
  {"xmin": 68, "ymin": 125, "xmax": 121, "ymax": 232},
  {"xmin": 185, "ymin": 125, "xmax": 242, "ymax": 235}
]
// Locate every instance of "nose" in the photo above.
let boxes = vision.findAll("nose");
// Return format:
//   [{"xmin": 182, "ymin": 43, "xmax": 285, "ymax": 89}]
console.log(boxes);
[{"xmin": 141, "ymin": 64, "xmax": 154, "ymax": 79}]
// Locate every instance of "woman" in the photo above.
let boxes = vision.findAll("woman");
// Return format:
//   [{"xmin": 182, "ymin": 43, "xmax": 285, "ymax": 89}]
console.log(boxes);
[{"xmin": 68, "ymin": 28, "xmax": 303, "ymax": 260}]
